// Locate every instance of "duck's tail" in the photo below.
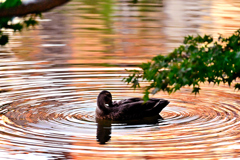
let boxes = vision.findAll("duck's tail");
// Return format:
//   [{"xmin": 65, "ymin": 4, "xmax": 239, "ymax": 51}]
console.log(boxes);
[{"xmin": 148, "ymin": 99, "xmax": 169, "ymax": 115}]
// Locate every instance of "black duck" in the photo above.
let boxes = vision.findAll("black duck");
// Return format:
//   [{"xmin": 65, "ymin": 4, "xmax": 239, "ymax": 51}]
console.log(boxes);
[{"xmin": 95, "ymin": 90, "xmax": 169, "ymax": 121}]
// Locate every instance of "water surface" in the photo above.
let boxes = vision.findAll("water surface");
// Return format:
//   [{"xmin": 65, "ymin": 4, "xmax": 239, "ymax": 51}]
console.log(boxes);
[{"xmin": 1, "ymin": 0, "xmax": 240, "ymax": 159}]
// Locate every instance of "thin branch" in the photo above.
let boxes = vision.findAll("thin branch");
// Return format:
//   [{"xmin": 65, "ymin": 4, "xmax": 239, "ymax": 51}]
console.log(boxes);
[{"xmin": 0, "ymin": 0, "xmax": 70, "ymax": 17}]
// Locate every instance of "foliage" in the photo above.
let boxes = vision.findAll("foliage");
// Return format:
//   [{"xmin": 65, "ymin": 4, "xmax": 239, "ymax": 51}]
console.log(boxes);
[
  {"xmin": 0, "ymin": 14, "xmax": 40, "ymax": 46},
  {"xmin": 0, "ymin": 0, "xmax": 21, "ymax": 9},
  {"xmin": 124, "ymin": 29, "xmax": 240, "ymax": 100},
  {"xmin": 0, "ymin": 0, "xmax": 41, "ymax": 46}
]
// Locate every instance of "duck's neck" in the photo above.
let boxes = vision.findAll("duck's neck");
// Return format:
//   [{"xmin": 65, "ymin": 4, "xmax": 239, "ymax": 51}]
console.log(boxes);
[{"xmin": 97, "ymin": 99, "xmax": 109, "ymax": 113}]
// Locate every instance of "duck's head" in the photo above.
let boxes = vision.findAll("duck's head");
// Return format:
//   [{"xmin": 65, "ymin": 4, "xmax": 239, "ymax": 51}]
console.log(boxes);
[{"xmin": 97, "ymin": 90, "xmax": 113, "ymax": 108}]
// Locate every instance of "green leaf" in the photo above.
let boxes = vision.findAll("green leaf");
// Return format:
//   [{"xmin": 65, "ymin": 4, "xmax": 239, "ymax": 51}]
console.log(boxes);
[
  {"xmin": 124, "ymin": 29, "xmax": 240, "ymax": 98},
  {"xmin": 0, "ymin": 0, "xmax": 21, "ymax": 9},
  {"xmin": 192, "ymin": 87, "xmax": 201, "ymax": 95},
  {"xmin": 235, "ymin": 83, "xmax": 240, "ymax": 91},
  {"xmin": 12, "ymin": 23, "xmax": 23, "ymax": 32},
  {"xmin": 132, "ymin": 78, "xmax": 140, "ymax": 89},
  {"xmin": 143, "ymin": 89, "xmax": 150, "ymax": 102},
  {"xmin": 151, "ymin": 87, "xmax": 159, "ymax": 95},
  {"xmin": 0, "ymin": 35, "xmax": 9, "ymax": 46},
  {"xmin": 24, "ymin": 18, "xmax": 38, "ymax": 27}
]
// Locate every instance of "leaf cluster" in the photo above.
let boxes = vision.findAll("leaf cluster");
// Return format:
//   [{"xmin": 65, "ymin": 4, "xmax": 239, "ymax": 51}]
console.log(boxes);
[
  {"xmin": 0, "ymin": 14, "xmax": 41, "ymax": 46},
  {"xmin": 124, "ymin": 29, "xmax": 240, "ymax": 100},
  {"xmin": 0, "ymin": 0, "xmax": 21, "ymax": 9},
  {"xmin": 0, "ymin": 0, "xmax": 42, "ymax": 46}
]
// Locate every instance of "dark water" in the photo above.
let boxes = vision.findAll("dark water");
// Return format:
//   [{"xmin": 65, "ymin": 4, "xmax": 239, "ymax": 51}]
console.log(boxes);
[{"xmin": 1, "ymin": 0, "xmax": 240, "ymax": 159}]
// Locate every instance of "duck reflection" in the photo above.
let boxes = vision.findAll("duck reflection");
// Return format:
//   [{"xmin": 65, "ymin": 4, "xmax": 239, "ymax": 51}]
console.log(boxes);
[
  {"xmin": 96, "ymin": 119, "xmax": 112, "ymax": 144},
  {"xmin": 96, "ymin": 115, "xmax": 163, "ymax": 144}
]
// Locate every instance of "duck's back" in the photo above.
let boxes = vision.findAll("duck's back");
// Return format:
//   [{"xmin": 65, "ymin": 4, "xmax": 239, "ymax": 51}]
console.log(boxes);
[{"xmin": 109, "ymin": 98, "xmax": 169, "ymax": 121}]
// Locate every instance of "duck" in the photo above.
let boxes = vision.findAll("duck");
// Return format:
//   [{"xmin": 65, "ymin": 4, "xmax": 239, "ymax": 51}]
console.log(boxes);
[{"xmin": 95, "ymin": 90, "xmax": 169, "ymax": 121}]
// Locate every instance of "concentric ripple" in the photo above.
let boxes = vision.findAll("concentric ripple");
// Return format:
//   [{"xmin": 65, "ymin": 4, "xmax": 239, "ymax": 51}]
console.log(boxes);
[
  {"xmin": 1, "ymin": 51, "xmax": 240, "ymax": 159},
  {"xmin": 1, "ymin": 0, "xmax": 240, "ymax": 159}
]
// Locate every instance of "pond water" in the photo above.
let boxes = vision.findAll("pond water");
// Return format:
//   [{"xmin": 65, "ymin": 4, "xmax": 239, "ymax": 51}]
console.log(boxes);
[{"xmin": 1, "ymin": 0, "xmax": 240, "ymax": 159}]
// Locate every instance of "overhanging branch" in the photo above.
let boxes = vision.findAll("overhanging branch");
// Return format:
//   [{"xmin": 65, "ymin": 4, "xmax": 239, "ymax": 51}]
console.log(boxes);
[{"xmin": 0, "ymin": 0, "xmax": 71, "ymax": 17}]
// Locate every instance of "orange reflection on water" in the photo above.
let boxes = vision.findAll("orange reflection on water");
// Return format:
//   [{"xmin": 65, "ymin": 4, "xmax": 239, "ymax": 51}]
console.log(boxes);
[{"xmin": 1, "ymin": 0, "xmax": 240, "ymax": 159}]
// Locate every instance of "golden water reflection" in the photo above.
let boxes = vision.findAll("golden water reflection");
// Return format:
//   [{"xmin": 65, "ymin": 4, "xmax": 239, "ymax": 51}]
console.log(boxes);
[{"xmin": 1, "ymin": 0, "xmax": 240, "ymax": 159}]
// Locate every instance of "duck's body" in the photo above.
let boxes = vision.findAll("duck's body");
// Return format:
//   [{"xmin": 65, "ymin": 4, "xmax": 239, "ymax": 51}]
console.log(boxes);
[{"xmin": 95, "ymin": 90, "xmax": 169, "ymax": 121}]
